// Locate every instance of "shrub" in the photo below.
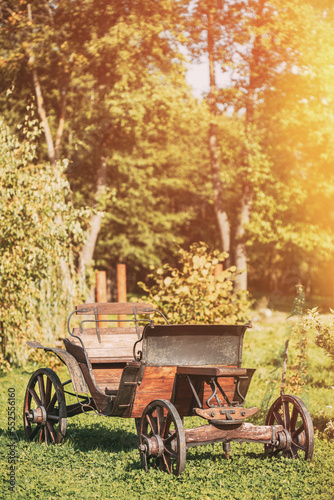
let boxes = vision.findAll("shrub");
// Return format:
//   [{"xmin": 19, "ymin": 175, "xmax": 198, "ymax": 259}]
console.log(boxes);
[
  {"xmin": 138, "ymin": 243, "xmax": 252, "ymax": 324},
  {"xmin": 0, "ymin": 117, "xmax": 88, "ymax": 372}
]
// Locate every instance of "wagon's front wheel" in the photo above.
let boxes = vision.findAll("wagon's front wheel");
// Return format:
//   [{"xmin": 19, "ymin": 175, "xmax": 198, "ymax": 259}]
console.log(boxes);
[
  {"xmin": 265, "ymin": 394, "xmax": 314, "ymax": 460},
  {"xmin": 138, "ymin": 399, "xmax": 186, "ymax": 476},
  {"xmin": 23, "ymin": 368, "xmax": 67, "ymax": 444}
]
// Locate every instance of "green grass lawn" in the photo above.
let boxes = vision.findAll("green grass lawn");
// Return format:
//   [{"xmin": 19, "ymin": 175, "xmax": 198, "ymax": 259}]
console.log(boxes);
[{"xmin": 1, "ymin": 312, "xmax": 334, "ymax": 499}]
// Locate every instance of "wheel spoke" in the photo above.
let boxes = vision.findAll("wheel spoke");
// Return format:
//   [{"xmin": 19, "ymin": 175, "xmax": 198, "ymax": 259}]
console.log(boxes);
[
  {"xmin": 45, "ymin": 377, "xmax": 52, "ymax": 406},
  {"xmin": 29, "ymin": 387, "xmax": 42, "ymax": 407},
  {"xmin": 162, "ymin": 452, "xmax": 172, "ymax": 474},
  {"xmin": 290, "ymin": 406, "xmax": 299, "ymax": 432},
  {"xmin": 291, "ymin": 440, "xmax": 305, "ymax": 451},
  {"xmin": 164, "ymin": 446, "xmax": 177, "ymax": 458},
  {"xmin": 44, "ymin": 426, "xmax": 49, "ymax": 444},
  {"xmin": 146, "ymin": 414, "xmax": 157, "ymax": 434},
  {"xmin": 292, "ymin": 423, "xmax": 305, "ymax": 439},
  {"xmin": 47, "ymin": 392, "xmax": 58, "ymax": 413},
  {"xmin": 163, "ymin": 413, "xmax": 172, "ymax": 439},
  {"xmin": 38, "ymin": 427, "xmax": 44, "ymax": 444},
  {"xmin": 37, "ymin": 375, "xmax": 46, "ymax": 406},
  {"xmin": 164, "ymin": 431, "xmax": 176, "ymax": 446},
  {"xmin": 272, "ymin": 410, "xmax": 284, "ymax": 426},
  {"xmin": 156, "ymin": 406, "xmax": 164, "ymax": 435},
  {"xmin": 30, "ymin": 424, "xmax": 41, "ymax": 441},
  {"xmin": 283, "ymin": 401, "xmax": 290, "ymax": 431},
  {"xmin": 47, "ymin": 422, "xmax": 56, "ymax": 444}
]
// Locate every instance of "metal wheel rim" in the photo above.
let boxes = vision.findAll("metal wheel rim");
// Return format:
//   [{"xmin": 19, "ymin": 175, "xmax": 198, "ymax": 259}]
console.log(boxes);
[
  {"xmin": 139, "ymin": 399, "xmax": 186, "ymax": 476},
  {"xmin": 265, "ymin": 394, "xmax": 314, "ymax": 460},
  {"xmin": 23, "ymin": 368, "xmax": 67, "ymax": 444}
]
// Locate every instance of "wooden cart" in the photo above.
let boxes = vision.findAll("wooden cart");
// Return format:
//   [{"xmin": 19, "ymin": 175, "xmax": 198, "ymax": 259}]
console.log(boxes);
[{"xmin": 24, "ymin": 302, "xmax": 314, "ymax": 475}]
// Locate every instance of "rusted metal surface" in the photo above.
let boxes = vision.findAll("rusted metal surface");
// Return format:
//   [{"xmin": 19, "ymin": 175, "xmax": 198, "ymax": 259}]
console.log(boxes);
[
  {"xmin": 184, "ymin": 422, "xmax": 284, "ymax": 448},
  {"xmin": 142, "ymin": 324, "xmax": 250, "ymax": 367}
]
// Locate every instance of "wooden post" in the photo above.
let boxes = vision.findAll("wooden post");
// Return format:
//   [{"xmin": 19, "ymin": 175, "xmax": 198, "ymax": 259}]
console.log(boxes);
[
  {"xmin": 214, "ymin": 263, "xmax": 223, "ymax": 278},
  {"xmin": 96, "ymin": 271, "xmax": 107, "ymax": 327},
  {"xmin": 117, "ymin": 263, "xmax": 127, "ymax": 327}
]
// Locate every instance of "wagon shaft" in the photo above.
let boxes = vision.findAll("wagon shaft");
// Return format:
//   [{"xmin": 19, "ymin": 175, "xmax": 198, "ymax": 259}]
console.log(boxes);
[{"xmin": 184, "ymin": 422, "xmax": 285, "ymax": 448}]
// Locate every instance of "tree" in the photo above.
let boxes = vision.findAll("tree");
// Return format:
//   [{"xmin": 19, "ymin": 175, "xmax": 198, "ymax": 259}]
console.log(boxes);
[
  {"xmin": 185, "ymin": 0, "xmax": 334, "ymax": 293},
  {"xmin": 0, "ymin": 0, "xmax": 195, "ymax": 285}
]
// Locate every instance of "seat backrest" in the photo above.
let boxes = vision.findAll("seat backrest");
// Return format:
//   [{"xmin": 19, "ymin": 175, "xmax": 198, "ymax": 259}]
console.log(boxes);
[
  {"xmin": 68, "ymin": 326, "xmax": 142, "ymax": 363},
  {"xmin": 66, "ymin": 302, "xmax": 156, "ymax": 363}
]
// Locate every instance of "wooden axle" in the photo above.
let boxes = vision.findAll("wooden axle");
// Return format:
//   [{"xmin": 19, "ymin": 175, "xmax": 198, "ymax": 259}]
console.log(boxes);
[{"xmin": 184, "ymin": 422, "xmax": 284, "ymax": 448}]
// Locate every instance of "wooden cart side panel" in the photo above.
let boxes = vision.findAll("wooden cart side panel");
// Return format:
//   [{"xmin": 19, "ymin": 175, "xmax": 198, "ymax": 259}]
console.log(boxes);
[
  {"xmin": 129, "ymin": 366, "xmax": 177, "ymax": 418},
  {"xmin": 91, "ymin": 363, "xmax": 125, "ymax": 393}
]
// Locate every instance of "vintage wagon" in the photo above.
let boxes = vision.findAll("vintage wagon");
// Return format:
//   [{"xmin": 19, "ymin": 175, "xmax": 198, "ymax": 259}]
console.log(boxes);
[{"xmin": 24, "ymin": 302, "xmax": 314, "ymax": 475}]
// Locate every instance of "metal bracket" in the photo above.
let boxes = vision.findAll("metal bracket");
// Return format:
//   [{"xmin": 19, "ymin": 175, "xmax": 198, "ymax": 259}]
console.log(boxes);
[{"xmin": 94, "ymin": 305, "xmax": 101, "ymax": 343}]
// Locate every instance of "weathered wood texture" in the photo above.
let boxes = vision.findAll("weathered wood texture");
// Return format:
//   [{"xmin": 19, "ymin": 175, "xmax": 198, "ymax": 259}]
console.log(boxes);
[
  {"xmin": 194, "ymin": 406, "xmax": 258, "ymax": 421},
  {"xmin": 176, "ymin": 366, "xmax": 248, "ymax": 377},
  {"xmin": 130, "ymin": 366, "xmax": 177, "ymax": 417},
  {"xmin": 91, "ymin": 363, "xmax": 125, "ymax": 393},
  {"xmin": 69, "ymin": 327, "xmax": 141, "ymax": 363},
  {"xmin": 75, "ymin": 302, "xmax": 155, "ymax": 316},
  {"xmin": 184, "ymin": 422, "xmax": 283, "ymax": 447}
]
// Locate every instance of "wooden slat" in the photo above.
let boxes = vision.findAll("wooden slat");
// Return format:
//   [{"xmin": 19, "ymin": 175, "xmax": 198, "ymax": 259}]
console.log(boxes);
[
  {"xmin": 92, "ymin": 365, "xmax": 124, "ymax": 392},
  {"xmin": 75, "ymin": 302, "xmax": 155, "ymax": 316},
  {"xmin": 176, "ymin": 366, "xmax": 248, "ymax": 377},
  {"xmin": 68, "ymin": 327, "xmax": 140, "ymax": 362},
  {"xmin": 89, "ymin": 357, "xmax": 133, "ymax": 363},
  {"xmin": 73, "ymin": 327, "xmax": 143, "ymax": 337}
]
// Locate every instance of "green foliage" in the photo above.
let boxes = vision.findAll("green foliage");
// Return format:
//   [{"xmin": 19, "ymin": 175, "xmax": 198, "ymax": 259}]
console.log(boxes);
[
  {"xmin": 304, "ymin": 308, "xmax": 334, "ymax": 361},
  {"xmin": 138, "ymin": 243, "xmax": 252, "ymax": 324},
  {"xmin": 0, "ymin": 117, "xmax": 88, "ymax": 372}
]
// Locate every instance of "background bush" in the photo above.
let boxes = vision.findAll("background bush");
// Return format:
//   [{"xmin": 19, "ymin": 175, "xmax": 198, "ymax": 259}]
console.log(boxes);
[
  {"xmin": 0, "ymin": 117, "xmax": 88, "ymax": 372},
  {"xmin": 138, "ymin": 243, "xmax": 252, "ymax": 324}
]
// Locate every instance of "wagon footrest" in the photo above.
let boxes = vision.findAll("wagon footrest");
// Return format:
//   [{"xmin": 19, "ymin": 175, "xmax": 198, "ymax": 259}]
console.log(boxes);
[{"xmin": 194, "ymin": 406, "xmax": 258, "ymax": 423}]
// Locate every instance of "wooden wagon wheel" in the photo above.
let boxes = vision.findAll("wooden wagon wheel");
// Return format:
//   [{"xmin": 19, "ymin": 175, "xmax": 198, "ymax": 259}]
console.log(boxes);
[
  {"xmin": 23, "ymin": 368, "xmax": 67, "ymax": 444},
  {"xmin": 138, "ymin": 399, "xmax": 186, "ymax": 476},
  {"xmin": 265, "ymin": 394, "xmax": 314, "ymax": 460}
]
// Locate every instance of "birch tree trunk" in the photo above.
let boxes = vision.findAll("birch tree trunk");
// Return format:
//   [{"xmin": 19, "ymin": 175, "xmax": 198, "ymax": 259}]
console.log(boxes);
[
  {"xmin": 78, "ymin": 156, "xmax": 107, "ymax": 279},
  {"xmin": 234, "ymin": 186, "xmax": 251, "ymax": 290},
  {"xmin": 207, "ymin": 11, "xmax": 231, "ymax": 263}
]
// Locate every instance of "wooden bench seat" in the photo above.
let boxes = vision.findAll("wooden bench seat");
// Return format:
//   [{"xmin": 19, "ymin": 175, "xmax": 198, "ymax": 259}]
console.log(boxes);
[
  {"xmin": 65, "ymin": 326, "xmax": 143, "ymax": 393},
  {"xmin": 68, "ymin": 327, "xmax": 142, "ymax": 362}
]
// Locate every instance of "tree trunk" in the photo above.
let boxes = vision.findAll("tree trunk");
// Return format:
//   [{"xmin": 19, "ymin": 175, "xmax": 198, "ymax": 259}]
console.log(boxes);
[
  {"xmin": 234, "ymin": 186, "xmax": 251, "ymax": 290},
  {"xmin": 78, "ymin": 156, "xmax": 107, "ymax": 277},
  {"xmin": 207, "ymin": 11, "xmax": 231, "ymax": 262}
]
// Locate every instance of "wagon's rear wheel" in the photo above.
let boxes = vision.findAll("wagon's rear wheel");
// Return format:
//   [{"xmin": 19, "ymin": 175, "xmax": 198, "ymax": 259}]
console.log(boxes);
[
  {"xmin": 23, "ymin": 368, "xmax": 67, "ymax": 444},
  {"xmin": 138, "ymin": 399, "xmax": 186, "ymax": 476},
  {"xmin": 265, "ymin": 394, "xmax": 314, "ymax": 460}
]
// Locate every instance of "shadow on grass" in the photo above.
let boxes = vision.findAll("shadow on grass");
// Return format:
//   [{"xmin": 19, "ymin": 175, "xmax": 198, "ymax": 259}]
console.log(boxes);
[{"xmin": 63, "ymin": 425, "xmax": 139, "ymax": 453}]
